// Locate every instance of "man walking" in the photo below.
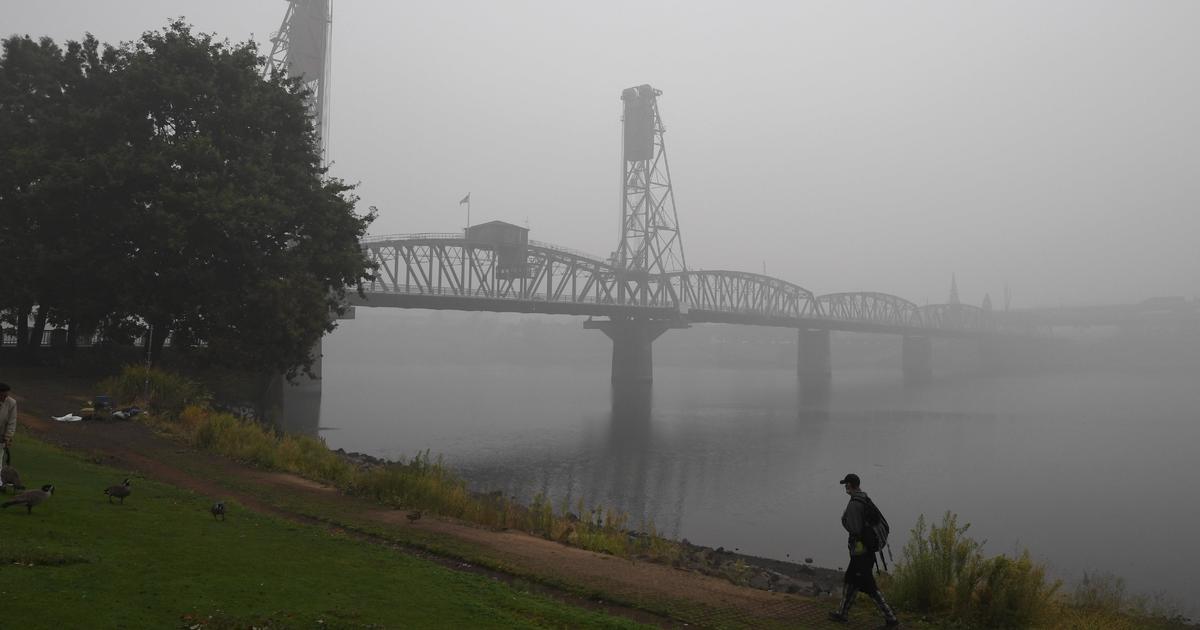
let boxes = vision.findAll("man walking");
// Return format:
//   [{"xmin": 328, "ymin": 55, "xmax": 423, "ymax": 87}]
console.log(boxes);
[
  {"xmin": 0, "ymin": 383, "xmax": 15, "ymax": 469},
  {"xmin": 830, "ymin": 473, "xmax": 899, "ymax": 626}
]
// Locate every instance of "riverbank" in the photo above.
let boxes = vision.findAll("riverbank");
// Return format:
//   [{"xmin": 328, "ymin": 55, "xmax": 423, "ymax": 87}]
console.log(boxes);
[
  {"xmin": 6, "ymin": 370, "xmax": 856, "ymax": 629},
  {"xmin": 8, "ymin": 369, "xmax": 1191, "ymax": 628},
  {"xmin": 0, "ymin": 437, "xmax": 652, "ymax": 629},
  {"xmin": 331, "ymin": 446, "xmax": 846, "ymax": 599}
]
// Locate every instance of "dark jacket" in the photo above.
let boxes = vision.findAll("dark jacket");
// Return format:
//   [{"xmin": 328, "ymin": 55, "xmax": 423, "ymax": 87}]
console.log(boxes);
[{"xmin": 841, "ymin": 490, "xmax": 870, "ymax": 552}]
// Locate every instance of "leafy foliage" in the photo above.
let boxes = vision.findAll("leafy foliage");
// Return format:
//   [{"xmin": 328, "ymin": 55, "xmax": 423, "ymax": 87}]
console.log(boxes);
[
  {"xmin": 889, "ymin": 511, "xmax": 1061, "ymax": 627},
  {"xmin": 97, "ymin": 364, "xmax": 210, "ymax": 416},
  {"xmin": 0, "ymin": 22, "xmax": 375, "ymax": 376}
]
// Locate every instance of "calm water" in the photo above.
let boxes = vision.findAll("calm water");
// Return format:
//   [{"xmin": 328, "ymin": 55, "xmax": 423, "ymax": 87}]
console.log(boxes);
[{"xmin": 311, "ymin": 311, "xmax": 1200, "ymax": 613}]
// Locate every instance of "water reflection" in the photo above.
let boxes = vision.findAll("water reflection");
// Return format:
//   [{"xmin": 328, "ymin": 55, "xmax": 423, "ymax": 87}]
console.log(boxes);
[
  {"xmin": 595, "ymin": 383, "xmax": 654, "ymax": 525},
  {"xmin": 799, "ymin": 378, "xmax": 831, "ymax": 413}
]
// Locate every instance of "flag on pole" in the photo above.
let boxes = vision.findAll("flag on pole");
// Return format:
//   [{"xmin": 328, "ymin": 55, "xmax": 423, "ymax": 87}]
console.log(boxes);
[{"xmin": 459, "ymin": 193, "xmax": 471, "ymax": 205}]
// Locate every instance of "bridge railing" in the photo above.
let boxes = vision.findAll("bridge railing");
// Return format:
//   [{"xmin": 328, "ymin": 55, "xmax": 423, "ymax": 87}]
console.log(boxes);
[
  {"xmin": 361, "ymin": 232, "xmax": 462, "ymax": 244},
  {"xmin": 527, "ymin": 239, "xmax": 608, "ymax": 264}
]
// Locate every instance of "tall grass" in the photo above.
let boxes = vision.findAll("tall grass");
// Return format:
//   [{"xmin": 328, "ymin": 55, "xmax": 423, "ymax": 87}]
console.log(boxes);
[
  {"xmin": 97, "ymin": 365, "xmax": 210, "ymax": 416},
  {"xmin": 889, "ymin": 511, "xmax": 1061, "ymax": 627},
  {"xmin": 114, "ymin": 366, "xmax": 682, "ymax": 563}
]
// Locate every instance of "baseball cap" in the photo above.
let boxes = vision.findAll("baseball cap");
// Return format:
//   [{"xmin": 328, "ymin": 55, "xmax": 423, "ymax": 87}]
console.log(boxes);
[{"xmin": 838, "ymin": 473, "xmax": 860, "ymax": 486}]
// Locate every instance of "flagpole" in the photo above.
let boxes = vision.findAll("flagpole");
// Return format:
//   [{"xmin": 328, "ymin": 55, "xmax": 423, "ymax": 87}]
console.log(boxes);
[{"xmin": 459, "ymin": 192, "xmax": 471, "ymax": 233}]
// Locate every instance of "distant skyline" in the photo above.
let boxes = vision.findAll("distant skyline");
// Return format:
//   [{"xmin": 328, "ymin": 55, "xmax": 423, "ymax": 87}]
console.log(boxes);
[{"xmin": 3, "ymin": 1, "xmax": 1198, "ymax": 307}]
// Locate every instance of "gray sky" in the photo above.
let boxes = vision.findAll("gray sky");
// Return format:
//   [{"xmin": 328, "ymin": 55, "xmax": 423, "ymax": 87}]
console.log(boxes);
[{"xmin": 4, "ymin": 1, "xmax": 1198, "ymax": 307}]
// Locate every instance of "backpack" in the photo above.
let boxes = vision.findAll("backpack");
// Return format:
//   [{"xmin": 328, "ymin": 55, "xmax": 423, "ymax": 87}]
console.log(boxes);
[{"xmin": 852, "ymin": 496, "xmax": 893, "ymax": 571}]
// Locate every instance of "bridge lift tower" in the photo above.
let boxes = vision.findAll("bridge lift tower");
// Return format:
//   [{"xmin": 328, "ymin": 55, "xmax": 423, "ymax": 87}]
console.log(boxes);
[
  {"xmin": 265, "ymin": 0, "xmax": 333, "ymax": 155},
  {"xmin": 265, "ymin": 0, "xmax": 333, "ymax": 429},
  {"xmin": 587, "ymin": 85, "xmax": 690, "ymax": 384},
  {"xmin": 615, "ymin": 84, "xmax": 687, "ymax": 281}
]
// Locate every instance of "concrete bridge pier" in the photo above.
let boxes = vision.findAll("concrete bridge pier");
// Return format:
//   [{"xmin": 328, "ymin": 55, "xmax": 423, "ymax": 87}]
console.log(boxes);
[
  {"xmin": 902, "ymin": 335, "xmax": 933, "ymax": 385},
  {"xmin": 585, "ymin": 317, "xmax": 688, "ymax": 384},
  {"xmin": 798, "ymin": 328, "xmax": 832, "ymax": 392},
  {"xmin": 266, "ymin": 337, "xmax": 323, "ymax": 436}
]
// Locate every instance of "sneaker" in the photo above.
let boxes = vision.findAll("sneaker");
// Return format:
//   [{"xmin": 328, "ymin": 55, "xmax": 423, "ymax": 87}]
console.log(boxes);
[{"xmin": 827, "ymin": 611, "xmax": 849, "ymax": 623}]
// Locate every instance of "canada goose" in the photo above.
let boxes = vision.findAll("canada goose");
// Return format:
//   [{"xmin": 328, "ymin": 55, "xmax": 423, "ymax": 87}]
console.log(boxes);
[
  {"xmin": 104, "ymin": 478, "xmax": 132, "ymax": 504},
  {"xmin": 406, "ymin": 510, "xmax": 422, "ymax": 524},
  {"xmin": 211, "ymin": 502, "xmax": 226, "ymax": 521},
  {"xmin": 2, "ymin": 484, "xmax": 54, "ymax": 514},
  {"xmin": 0, "ymin": 466, "xmax": 24, "ymax": 493}
]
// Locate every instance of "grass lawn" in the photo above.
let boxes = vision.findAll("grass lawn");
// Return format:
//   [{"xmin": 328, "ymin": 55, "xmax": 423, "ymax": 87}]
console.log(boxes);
[{"xmin": 0, "ymin": 438, "xmax": 649, "ymax": 629}]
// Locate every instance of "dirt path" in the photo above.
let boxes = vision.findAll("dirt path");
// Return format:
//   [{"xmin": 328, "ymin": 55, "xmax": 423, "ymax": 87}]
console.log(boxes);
[{"xmin": 8, "ymin": 374, "xmax": 875, "ymax": 629}]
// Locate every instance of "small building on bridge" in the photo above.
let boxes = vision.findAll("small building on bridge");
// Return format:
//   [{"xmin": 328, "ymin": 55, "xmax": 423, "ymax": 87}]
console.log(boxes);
[{"xmin": 466, "ymin": 220, "xmax": 529, "ymax": 279}]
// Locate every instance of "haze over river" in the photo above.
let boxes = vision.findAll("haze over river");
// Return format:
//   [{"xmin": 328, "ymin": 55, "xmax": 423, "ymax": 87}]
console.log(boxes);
[{"xmin": 307, "ymin": 309, "xmax": 1200, "ymax": 614}]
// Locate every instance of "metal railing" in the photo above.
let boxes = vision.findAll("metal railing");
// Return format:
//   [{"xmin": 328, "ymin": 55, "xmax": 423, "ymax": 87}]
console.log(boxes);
[{"xmin": 360, "ymin": 232, "xmax": 461, "ymax": 243}]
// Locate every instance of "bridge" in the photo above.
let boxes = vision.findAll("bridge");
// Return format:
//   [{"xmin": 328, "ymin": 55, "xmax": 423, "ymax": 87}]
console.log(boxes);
[
  {"xmin": 341, "ymin": 81, "xmax": 1034, "ymax": 387},
  {"xmin": 267, "ymin": 3, "xmax": 1171, "ymax": 392}
]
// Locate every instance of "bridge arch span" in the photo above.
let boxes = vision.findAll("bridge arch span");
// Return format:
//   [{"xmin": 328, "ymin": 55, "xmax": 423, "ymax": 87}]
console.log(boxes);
[
  {"xmin": 815, "ymin": 292, "xmax": 921, "ymax": 328},
  {"xmin": 662, "ymin": 270, "xmax": 820, "ymax": 320}
]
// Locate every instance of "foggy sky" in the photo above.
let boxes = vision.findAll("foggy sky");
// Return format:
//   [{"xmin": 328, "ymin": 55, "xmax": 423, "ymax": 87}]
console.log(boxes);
[{"xmin": 4, "ymin": 1, "xmax": 1198, "ymax": 308}]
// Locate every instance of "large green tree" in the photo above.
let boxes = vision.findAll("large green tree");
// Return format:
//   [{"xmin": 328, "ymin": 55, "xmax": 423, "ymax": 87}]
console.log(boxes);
[{"xmin": 0, "ymin": 22, "xmax": 375, "ymax": 376}]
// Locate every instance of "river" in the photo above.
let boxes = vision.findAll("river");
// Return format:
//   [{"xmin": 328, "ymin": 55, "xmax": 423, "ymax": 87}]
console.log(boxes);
[{"xmin": 306, "ymin": 309, "xmax": 1200, "ymax": 614}]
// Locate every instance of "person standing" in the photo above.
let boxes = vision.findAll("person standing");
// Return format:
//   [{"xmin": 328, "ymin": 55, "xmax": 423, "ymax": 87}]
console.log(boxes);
[
  {"xmin": 0, "ymin": 383, "xmax": 15, "ymax": 469},
  {"xmin": 829, "ymin": 473, "xmax": 899, "ymax": 626}
]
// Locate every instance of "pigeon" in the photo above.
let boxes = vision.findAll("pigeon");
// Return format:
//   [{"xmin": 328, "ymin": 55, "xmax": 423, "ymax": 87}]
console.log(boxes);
[
  {"xmin": 406, "ymin": 510, "xmax": 422, "ymax": 524},
  {"xmin": 104, "ymin": 478, "xmax": 132, "ymax": 504},
  {"xmin": 2, "ymin": 484, "xmax": 54, "ymax": 514},
  {"xmin": 0, "ymin": 466, "xmax": 24, "ymax": 493},
  {"xmin": 210, "ymin": 502, "xmax": 226, "ymax": 521}
]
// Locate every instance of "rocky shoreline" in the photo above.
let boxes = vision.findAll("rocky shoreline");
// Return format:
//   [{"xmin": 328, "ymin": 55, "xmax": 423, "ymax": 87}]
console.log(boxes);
[{"xmin": 332, "ymin": 447, "xmax": 845, "ymax": 597}]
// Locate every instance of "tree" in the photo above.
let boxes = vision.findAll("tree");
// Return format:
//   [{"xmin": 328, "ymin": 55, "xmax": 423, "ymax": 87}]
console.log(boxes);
[
  {"xmin": 0, "ymin": 34, "xmax": 125, "ymax": 360},
  {"xmin": 0, "ymin": 22, "xmax": 375, "ymax": 376}
]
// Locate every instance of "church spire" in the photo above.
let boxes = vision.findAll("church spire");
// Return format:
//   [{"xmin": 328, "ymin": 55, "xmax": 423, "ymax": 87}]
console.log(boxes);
[{"xmin": 949, "ymin": 273, "xmax": 960, "ymax": 305}]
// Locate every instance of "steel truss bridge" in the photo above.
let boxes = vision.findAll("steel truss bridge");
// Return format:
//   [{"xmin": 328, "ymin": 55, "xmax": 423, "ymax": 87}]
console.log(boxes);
[{"xmin": 354, "ymin": 233, "xmax": 1015, "ymax": 340}]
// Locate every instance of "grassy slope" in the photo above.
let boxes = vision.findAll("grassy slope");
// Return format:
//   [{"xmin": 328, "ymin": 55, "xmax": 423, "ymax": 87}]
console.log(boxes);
[{"xmin": 0, "ymin": 438, "xmax": 648, "ymax": 630}]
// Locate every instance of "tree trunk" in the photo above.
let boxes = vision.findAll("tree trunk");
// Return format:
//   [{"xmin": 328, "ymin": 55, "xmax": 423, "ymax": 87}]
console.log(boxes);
[
  {"xmin": 66, "ymin": 317, "xmax": 78, "ymax": 353},
  {"xmin": 149, "ymin": 321, "xmax": 170, "ymax": 365},
  {"xmin": 24, "ymin": 305, "xmax": 48, "ymax": 363},
  {"xmin": 15, "ymin": 305, "xmax": 29, "ymax": 352}
]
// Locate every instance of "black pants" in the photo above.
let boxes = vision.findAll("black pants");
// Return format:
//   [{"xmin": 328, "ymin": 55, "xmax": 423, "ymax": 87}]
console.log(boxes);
[{"xmin": 843, "ymin": 552, "xmax": 878, "ymax": 595}]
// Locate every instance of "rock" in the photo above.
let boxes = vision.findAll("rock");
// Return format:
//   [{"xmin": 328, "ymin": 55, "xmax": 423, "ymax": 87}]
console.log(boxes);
[{"xmin": 748, "ymin": 571, "xmax": 772, "ymax": 590}]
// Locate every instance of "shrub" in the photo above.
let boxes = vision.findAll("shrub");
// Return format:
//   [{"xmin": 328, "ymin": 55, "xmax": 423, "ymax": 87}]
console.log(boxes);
[
  {"xmin": 968, "ymin": 550, "xmax": 1060, "ymax": 627},
  {"xmin": 889, "ymin": 512, "xmax": 982, "ymax": 612},
  {"xmin": 98, "ymin": 365, "xmax": 209, "ymax": 416},
  {"xmin": 890, "ymin": 511, "xmax": 1060, "ymax": 627}
]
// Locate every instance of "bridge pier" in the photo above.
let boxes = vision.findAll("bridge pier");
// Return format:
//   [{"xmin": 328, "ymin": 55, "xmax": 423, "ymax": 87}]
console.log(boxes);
[
  {"xmin": 902, "ymin": 335, "xmax": 933, "ymax": 384},
  {"xmin": 585, "ymin": 317, "xmax": 687, "ymax": 384},
  {"xmin": 265, "ymin": 337, "xmax": 323, "ymax": 436}
]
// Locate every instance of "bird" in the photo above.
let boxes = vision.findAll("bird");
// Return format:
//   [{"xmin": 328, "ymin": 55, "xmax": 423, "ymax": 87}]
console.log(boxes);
[
  {"xmin": 1, "ymin": 466, "xmax": 24, "ymax": 493},
  {"xmin": 104, "ymin": 478, "xmax": 132, "ymax": 504},
  {"xmin": 210, "ymin": 502, "xmax": 226, "ymax": 521},
  {"xmin": 2, "ymin": 484, "xmax": 54, "ymax": 514},
  {"xmin": 406, "ymin": 510, "xmax": 422, "ymax": 524}
]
